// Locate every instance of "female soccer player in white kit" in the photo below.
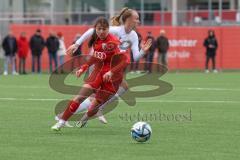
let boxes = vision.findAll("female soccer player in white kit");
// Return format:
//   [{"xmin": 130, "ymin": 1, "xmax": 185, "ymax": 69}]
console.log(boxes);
[{"xmin": 65, "ymin": 8, "xmax": 152, "ymax": 124}]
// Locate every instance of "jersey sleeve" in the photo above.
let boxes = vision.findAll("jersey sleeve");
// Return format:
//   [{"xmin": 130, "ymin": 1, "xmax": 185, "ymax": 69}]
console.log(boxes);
[
  {"xmin": 75, "ymin": 28, "xmax": 94, "ymax": 46},
  {"xmin": 131, "ymin": 31, "xmax": 145, "ymax": 61},
  {"xmin": 109, "ymin": 26, "xmax": 120, "ymax": 36},
  {"xmin": 110, "ymin": 54, "xmax": 128, "ymax": 74}
]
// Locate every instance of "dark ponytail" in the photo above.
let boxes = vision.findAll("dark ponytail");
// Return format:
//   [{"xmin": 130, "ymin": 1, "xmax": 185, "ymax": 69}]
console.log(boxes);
[{"xmin": 88, "ymin": 29, "xmax": 97, "ymax": 48}]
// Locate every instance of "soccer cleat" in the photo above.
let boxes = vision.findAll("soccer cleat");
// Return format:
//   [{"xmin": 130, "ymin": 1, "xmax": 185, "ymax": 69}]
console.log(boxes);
[
  {"xmin": 12, "ymin": 71, "xmax": 19, "ymax": 75},
  {"xmin": 96, "ymin": 111, "xmax": 108, "ymax": 124},
  {"xmin": 205, "ymin": 69, "xmax": 209, "ymax": 73},
  {"xmin": 3, "ymin": 71, "xmax": 8, "ymax": 75},
  {"xmin": 76, "ymin": 120, "xmax": 88, "ymax": 128},
  {"xmin": 213, "ymin": 69, "xmax": 218, "ymax": 73},
  {"xmin": 51, "ymin": 121, "xmax": 65, "ymax": 131},
  {"xmin": 98, "ymin": 115, "xmax": 108, "ymax": 124},
  {"xmin": 55, "ymin": 115, "xmax": 60, "ymax": 121},
  {"xmin": 55, "ymin": 116, "xmax": 73, "ymax": 127}
]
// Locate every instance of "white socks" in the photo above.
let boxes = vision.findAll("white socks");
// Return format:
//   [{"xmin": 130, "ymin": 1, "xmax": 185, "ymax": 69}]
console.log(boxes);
[{"xmin": 74, "ymin": 98, "xmax": 92, "ymax": 114}]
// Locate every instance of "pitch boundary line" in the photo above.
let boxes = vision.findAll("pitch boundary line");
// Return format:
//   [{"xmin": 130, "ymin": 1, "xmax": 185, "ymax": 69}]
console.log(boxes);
[
  {"xmin": 0, "ymin": 85, "xmax": 239, "ymax": 92},
  {"xmin": 0, "ymin": 97, "xmax": 239, "ymax": 103}
]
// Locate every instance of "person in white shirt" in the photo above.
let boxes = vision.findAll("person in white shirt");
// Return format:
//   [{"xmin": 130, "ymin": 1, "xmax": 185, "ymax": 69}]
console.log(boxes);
[
  {"xmin": 57, "ymin": 32, "xmax": 66, "ymax": 73},
  {"xmin": 63, "ymin": 7, "xmax": 152, "ymax": 125}
]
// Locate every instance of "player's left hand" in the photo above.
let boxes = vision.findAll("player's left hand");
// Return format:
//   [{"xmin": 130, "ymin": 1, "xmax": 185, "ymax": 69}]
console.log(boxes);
[
  {"xmin": 103, "ymin": 71, "xmax": 113, "ymax": 82},
  {"xmin": 75, "ymin": 64, "xmax": 89, "ymax": 78},
  {"xmin": 141, "ymin": 39, "xmax": 152, "ymax": 52}
]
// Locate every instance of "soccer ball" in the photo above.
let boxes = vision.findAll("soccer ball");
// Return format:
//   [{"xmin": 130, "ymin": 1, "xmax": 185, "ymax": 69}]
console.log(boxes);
[{"xmin": 131, "ymin": 121, "xmax": 152, "ymax": 142}]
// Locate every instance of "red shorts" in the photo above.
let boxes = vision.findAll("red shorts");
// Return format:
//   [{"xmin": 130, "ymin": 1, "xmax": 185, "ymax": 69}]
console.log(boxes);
[{"xmin": 85, "ymin": 68, "xmax": 123, "ymax": 102}]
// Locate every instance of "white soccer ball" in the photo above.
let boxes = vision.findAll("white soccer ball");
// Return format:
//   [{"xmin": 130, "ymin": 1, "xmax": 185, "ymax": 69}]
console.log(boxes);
[{"xmin": 131, "ymin": 121, "xmax": 152, "ymax": 142}]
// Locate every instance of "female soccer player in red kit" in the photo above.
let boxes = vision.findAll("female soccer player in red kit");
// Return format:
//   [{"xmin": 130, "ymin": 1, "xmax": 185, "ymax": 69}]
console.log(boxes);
[{"xmin": 51, "ymin": 17, "xmax": 127, "ymax": 131}]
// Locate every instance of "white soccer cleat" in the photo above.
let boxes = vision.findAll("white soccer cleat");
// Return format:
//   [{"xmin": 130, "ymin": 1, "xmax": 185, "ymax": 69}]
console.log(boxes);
[
  {"xmin": 205, "ymin": 69, "xmax": 209, "ymax": 73},
  {"xmin": 3, "ymin": 71, "xmax": 8, "ymax": 75},
  {"xmin": 51, "ymin": 121, "xmax": 65, "ymax": 131},
  {"xmin": 213, "ymin": 69, "xmax": 218, "ymax": 73},
  {"xmin": 12, "ymin": 71, "xmax": 19, "ymax": 75},
  {"xmin": 55, "ymin": 115, "xmax": 73, "ymax": 127},
  {"xmin": 98, "ymin": 115, "xmax": 108, "ymax": 124},
  {"xmin": 55, "ymin": 115, "xmax": 60, "ymax": 121},
  {"xmin": 96, "ymin": 110, "xmax": 108, "ymax": 124}
]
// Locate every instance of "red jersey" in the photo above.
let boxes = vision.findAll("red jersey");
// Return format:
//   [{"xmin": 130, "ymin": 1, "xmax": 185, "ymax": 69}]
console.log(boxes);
[
  {"xmin": 79, "ymin": 33, "xmax": 127, "ymax": 93},
  {"xmin": 91, "ymin": 34, "xmax": 120, "ymax": 70}
]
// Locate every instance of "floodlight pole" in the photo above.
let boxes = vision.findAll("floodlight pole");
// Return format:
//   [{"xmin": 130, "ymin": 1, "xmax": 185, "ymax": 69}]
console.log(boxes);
[
  {"xmin": 109, "ymin": 0, "xmax": 115, "ymax": 19},
  {"xmin": 172, "ymin": 0, "xmax": 177, "ymax": 26},
  {"xmin": 141, "ymin": 0, "xmax": 144, "ymax": 25},
  {"xmin": 238, "ymin": 0, "xmax": 240, "ymax": 11},
  {"xmin": 50, "ymin": 0, "xmax": 54, "ymax": 24},
  {"xmin": 160, "ymin": 0, "xmax": 165, "ymax": 26},
  {"xmin": 208, "ymin": 0, "xmax": 212, "ymax": 23},
  {"xmin": 218, "ymin": 0, "xmax": 222, "ymax": 22}
]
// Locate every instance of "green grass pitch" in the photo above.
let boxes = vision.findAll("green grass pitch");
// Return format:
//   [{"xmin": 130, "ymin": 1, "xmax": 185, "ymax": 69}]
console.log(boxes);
[{"xmin": 0, "ymin": 72, "xmax": 239, "ymax": 160}]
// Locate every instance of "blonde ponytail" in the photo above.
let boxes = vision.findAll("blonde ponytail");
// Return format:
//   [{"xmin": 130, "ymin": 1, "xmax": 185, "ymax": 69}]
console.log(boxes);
[
  {"xmin": 111, "ymin": 16, "xmax": 121, "ymax": 26},
  {"xmin": 111, "ymin": 7, "xmax": 129, "ymax": 26}
]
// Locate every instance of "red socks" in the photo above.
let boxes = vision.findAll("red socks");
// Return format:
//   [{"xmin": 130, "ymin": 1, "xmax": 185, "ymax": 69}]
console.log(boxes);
[{"xmin": 62, "ymin": 100, "xmax": 80, "ymax": 121}]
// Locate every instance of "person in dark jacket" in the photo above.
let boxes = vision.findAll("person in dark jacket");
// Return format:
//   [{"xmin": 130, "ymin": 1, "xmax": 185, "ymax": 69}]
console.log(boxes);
[
  {"xmin": 46, "ymin": 32, "xmax": 59, "ymax": 73},
  {"xmin": 203, "ymin": 30, "xmax": 218, "ymax": 73},
  {"xmin": 144, "ymin": 31, "xmax": 156, "ymax": 73},
  {"xmin": 156, "ymin": 30, "xmax": 169, "ymax": 72},
  {"xmin": 2, "ymin": 31, "xmax": 18, "ymax": 75},
  {"xmin": 30, "ymin": 29, "xmax": 45, "ymax": 73}
]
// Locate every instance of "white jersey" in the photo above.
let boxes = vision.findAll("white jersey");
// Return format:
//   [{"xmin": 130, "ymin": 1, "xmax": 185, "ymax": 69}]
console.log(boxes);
[{"xmin": 75, "ymin": 26, "xmax": 144, "ymax": 61}]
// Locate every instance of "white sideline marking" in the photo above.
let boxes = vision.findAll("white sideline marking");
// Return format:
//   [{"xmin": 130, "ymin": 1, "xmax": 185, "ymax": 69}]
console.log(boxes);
[
  {"xmin": 186, "ymin": 87, "xmax": 240, "ymax": 91},
  {"xmin": 0, "ymin": 97, "xmax": 61, "ymax": 101},
  {"xmin": 0, "ymin": 85, "xmax": 48, "ymax": 89},
  {"xmin": 0, "ymin": 97, "xmax": 239, "ymax": 104},
  {"xmin": 0, "ymin": 85, "xmax": 239, "ymax": 92}
]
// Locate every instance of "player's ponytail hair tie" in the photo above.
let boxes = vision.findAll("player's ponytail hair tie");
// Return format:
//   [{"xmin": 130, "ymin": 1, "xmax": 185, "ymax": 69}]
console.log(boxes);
[{"xmin": 111, "ymin": 7, "xmax": 129, "ymax": 26}]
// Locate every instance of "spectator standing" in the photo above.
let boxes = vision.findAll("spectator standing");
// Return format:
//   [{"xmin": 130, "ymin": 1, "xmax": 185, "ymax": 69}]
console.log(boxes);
[
  {"xmin": 203, "ymin": 30, "xmax": 218, "ymax": 73},
  {"xmin": 156, "ymin": 29, "xmax": 169, "ymax": 71},
  {"xmin": 144, "ymin": 31, "xmax": 156, "ymax": 73},
  {"xmin": 46, "ymin": 32, "xmax": 59, "ymax": 73},
  {"xmin": 30, "ymin": 29, "xmax": 45, "ymax": 73},
  {"xmin": 57, "ymin": 32, "xmax": 66, "ymax": 73},
  {"xmin": 2, "ymin": 31, "xmax": 18, "ymax": 75},
  {"xmin": 17, "ymin": 32, "xmax": 29, "ymax": 74}
]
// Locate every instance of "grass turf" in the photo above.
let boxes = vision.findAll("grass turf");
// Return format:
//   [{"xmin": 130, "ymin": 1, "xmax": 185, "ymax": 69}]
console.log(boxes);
[{"xmin": 0, "ymin": 72, "xmax": 239, "ymax": 160}]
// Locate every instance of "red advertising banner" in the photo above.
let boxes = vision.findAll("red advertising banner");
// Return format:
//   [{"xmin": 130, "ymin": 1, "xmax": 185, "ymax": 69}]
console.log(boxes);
[{"xmin": 10, "ymin": 24, "xmax": 240, "ymax": 71}]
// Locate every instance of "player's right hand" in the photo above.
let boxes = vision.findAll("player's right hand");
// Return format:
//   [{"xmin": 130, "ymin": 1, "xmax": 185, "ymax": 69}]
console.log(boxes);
[
  {"xmin": 75, "ymin": 69, "xmax": 84, "ymax": 78},
  {"xmin": 66, "ymin": 44, "xmax": 79, "ymax": 56}
]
